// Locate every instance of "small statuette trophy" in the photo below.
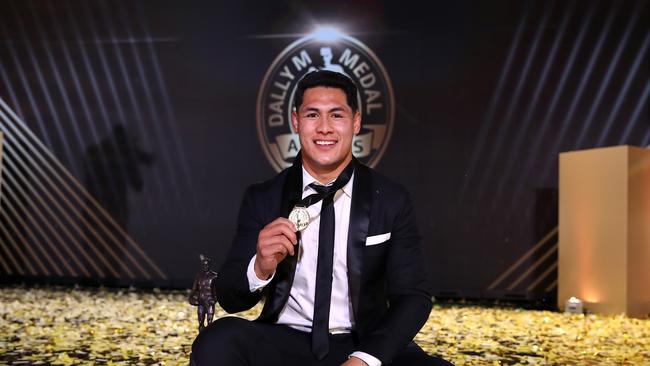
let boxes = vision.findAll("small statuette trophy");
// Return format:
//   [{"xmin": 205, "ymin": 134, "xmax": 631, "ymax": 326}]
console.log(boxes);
[{"xmin": 188, "ymin": 254, "xmax": 218, "ymax": 332}]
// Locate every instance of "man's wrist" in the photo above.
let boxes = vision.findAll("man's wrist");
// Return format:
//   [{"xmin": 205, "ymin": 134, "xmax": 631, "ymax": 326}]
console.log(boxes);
[
  {"xmin": 246, "ymin": 255, "xmax": 274, "ymax": 292},
  {"xmin": 253, "ymin": 259, "xmax": 273, "ymax": 280}
]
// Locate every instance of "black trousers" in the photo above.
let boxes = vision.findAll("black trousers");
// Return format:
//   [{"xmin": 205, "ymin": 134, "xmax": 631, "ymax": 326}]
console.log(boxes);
[{"xmin": 191, "ymin": 317, "xmax": 453, "ymax": 366}]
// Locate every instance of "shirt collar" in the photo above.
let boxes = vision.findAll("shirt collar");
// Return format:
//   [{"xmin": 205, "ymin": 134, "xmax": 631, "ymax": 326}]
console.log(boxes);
[{"xmin": 302, "ymin": 167, "xmax": 354, "ymax": 198}]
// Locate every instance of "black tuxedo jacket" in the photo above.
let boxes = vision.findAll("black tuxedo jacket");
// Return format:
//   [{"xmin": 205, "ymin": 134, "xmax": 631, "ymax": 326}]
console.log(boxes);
[{"xmin": 216, "ymin": 157, "xmax": 433, "ymax": 364}]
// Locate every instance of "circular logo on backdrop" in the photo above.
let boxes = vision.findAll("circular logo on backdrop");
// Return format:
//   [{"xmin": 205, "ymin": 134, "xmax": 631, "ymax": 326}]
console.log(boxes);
[{"xmin": 256, "ymin": 30, "xmax": 395, "ymax": 172}]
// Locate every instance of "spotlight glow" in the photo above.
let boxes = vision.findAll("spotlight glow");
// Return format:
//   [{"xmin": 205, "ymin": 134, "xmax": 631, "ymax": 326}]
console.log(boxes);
[{"xmin": 311, "ymin": 26, "xmax": 344, "ymax": 42}]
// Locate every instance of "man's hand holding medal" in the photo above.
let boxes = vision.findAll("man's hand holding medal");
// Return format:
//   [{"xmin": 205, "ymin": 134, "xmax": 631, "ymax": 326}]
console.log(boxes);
[{"xmin": 253, "ymin": 217, "xmax": 298, "ymax": 280}]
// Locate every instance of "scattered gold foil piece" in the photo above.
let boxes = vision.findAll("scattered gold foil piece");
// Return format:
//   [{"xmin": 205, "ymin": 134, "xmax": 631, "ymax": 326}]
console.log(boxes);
[{"xmin": 1, "ymin": 288, "xmax": 648, "ymax": 365}]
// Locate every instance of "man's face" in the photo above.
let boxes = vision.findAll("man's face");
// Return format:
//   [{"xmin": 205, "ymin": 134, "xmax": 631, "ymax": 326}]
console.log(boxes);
[{"xmin": 292, "ymin": 86, "xmax": 361, "ymax": 177}]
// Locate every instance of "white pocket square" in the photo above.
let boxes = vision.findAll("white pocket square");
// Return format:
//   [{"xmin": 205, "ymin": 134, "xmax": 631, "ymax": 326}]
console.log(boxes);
[{"xmin": 365, "ymin": 232, "xmax": 391, "ymax": 246}]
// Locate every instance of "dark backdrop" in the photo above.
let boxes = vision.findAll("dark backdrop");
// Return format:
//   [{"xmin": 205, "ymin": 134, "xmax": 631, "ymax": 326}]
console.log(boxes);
[{"xmin": 0, "ymin": 0, "xmax": 647, "ymax": 303}]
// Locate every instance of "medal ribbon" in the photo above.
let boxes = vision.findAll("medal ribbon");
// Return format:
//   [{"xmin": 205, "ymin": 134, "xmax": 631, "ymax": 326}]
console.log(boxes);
[{"xmin": 295, "ymin": 159, "xmax": 355, "ymax": 209}]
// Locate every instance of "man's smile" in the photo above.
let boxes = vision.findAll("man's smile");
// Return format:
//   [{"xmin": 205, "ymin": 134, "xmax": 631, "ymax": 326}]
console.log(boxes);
[{"xmin": 314, "ymin": 139, "xmax": 337, "ymax": 146}]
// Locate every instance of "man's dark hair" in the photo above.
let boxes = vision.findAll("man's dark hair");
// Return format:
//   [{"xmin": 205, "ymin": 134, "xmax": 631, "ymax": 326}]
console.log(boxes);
[{"xmin": 293, "ymin": 70, "xmax": 359, "ymax": 113}]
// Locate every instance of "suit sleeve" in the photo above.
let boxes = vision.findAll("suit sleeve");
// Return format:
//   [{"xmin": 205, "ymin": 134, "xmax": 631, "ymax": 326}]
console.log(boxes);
[
  {"xmin": 358, "ymin": 188, "xmax": 433, "ymax": 364},
  {"xmin": 215, "ymin": 186, "xmax": 266, "ymax": 313}
]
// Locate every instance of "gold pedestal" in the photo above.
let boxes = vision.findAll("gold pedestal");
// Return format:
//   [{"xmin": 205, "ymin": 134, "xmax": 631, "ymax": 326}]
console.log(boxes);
[{"xmin": 559, "ymin": 145, "xmax": 650, "ymax": 318}]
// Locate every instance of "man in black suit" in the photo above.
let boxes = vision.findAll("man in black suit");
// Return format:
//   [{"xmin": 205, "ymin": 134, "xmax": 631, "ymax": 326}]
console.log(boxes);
[{"xmin": 191, "ymin": 71, "xmax": 452, "ymax": 366}]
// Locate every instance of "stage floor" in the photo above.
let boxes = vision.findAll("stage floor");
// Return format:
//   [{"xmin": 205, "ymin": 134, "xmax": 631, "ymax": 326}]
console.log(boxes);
[{"xmin": 1, "ymin": 287, "xmax": 648, "ymax": 365}]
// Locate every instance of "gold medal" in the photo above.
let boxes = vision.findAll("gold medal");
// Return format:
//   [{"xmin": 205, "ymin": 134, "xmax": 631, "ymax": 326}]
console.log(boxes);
[{"xmin": 288, "ymin": 206, "xmax": 310, "ymax": 231}]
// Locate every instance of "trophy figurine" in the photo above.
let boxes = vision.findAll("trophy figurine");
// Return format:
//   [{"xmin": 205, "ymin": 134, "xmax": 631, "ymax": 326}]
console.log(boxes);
[{"xmin": 188, "ymin": 254, "xmax": 218, "ymax": 331}]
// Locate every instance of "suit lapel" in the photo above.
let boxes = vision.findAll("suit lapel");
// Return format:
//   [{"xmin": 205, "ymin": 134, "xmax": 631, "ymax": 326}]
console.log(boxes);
[
  {"xmin": 347, "ymin": 159, "xmax": 371, "ymax": 322},
  {"xmin": 264, "ymin": 155, "xmax": 303, "ymax": 320}
]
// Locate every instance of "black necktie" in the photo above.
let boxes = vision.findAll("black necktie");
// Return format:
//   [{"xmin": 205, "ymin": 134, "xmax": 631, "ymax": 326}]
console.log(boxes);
[{"xmin": 310, "ymin": 183, "xmax": 335, "ymax": 360}]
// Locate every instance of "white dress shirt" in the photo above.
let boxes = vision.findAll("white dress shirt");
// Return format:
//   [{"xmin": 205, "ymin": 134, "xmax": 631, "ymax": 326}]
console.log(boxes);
[{"xmin": 246, "ymin": 167, "xmax": 381, "ymax": 366}]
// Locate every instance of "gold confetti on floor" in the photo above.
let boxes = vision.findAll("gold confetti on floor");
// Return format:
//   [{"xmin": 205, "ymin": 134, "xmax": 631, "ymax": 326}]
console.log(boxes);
[{"xmin": 0, "ymin": 287, "xmax": 648, "ymax": 365}]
